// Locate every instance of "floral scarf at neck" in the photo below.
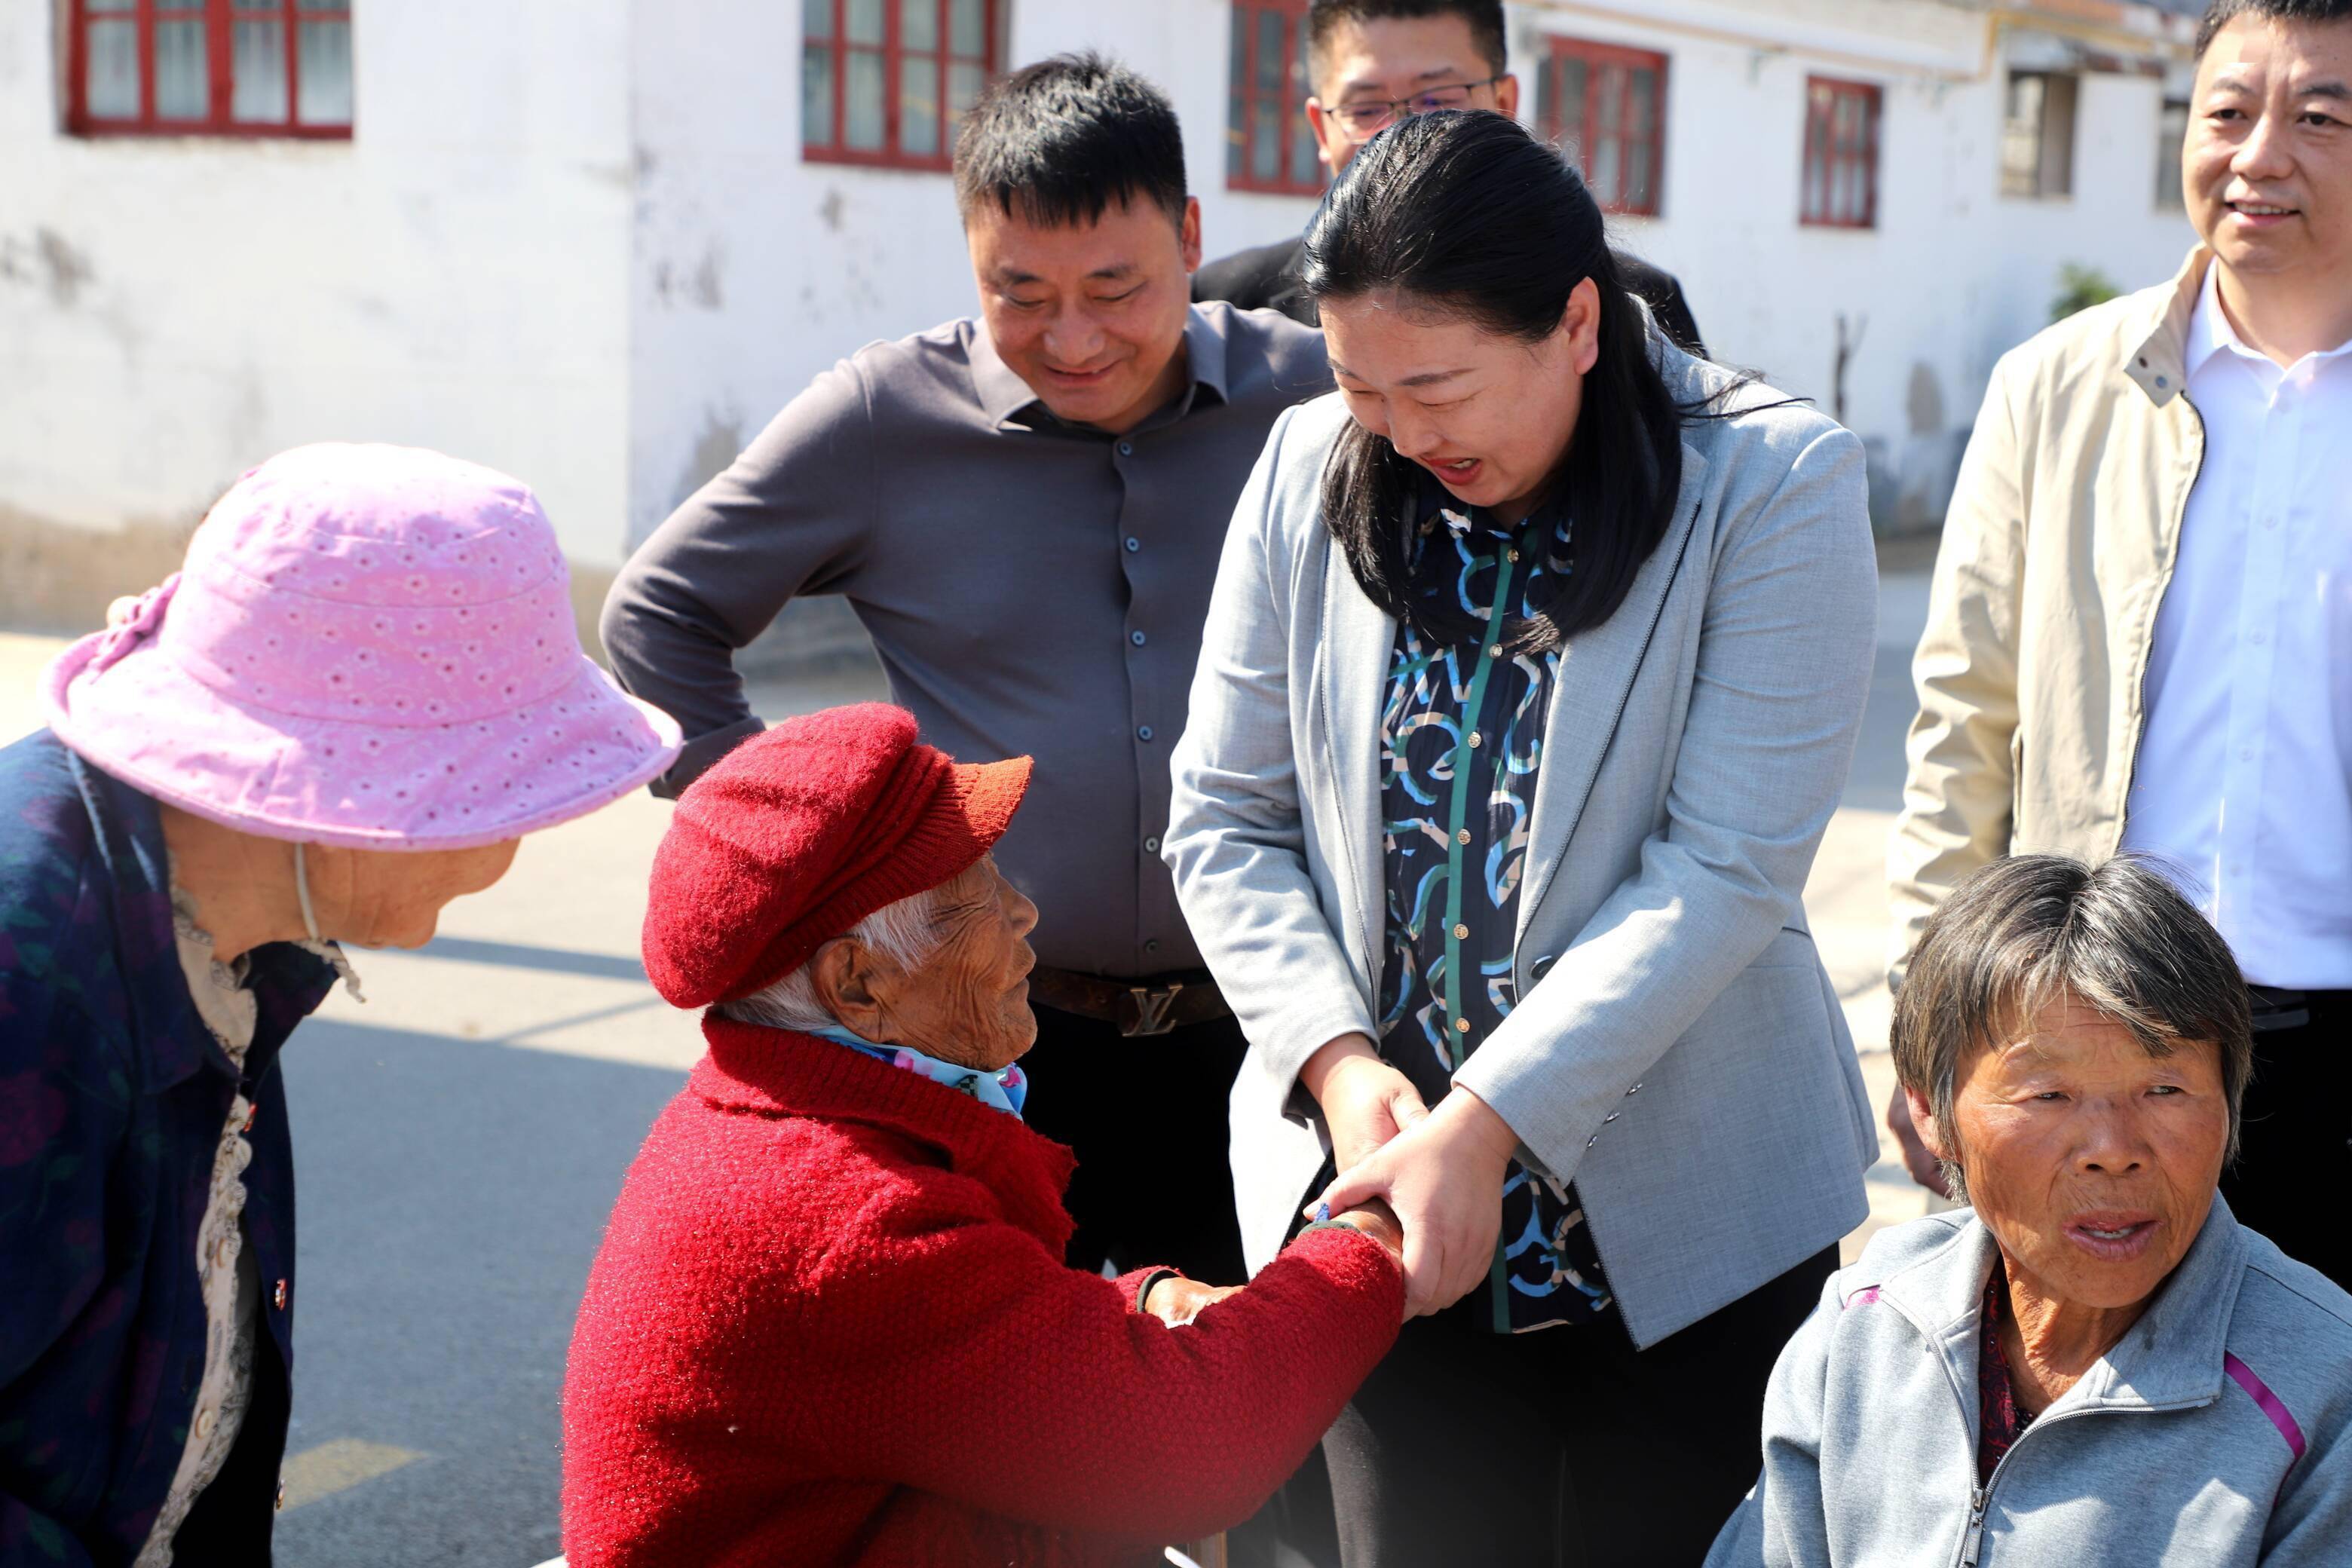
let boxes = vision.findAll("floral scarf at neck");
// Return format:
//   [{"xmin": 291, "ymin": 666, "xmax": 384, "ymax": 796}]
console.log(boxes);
[{"xmin": 809, "ymin": 1027, "xmax": 1028, "ymax": 1119}]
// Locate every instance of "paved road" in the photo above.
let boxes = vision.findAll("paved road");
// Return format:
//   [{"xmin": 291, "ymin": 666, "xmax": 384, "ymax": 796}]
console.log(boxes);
[{"xmin": 0, "ymin": 571, "xmax": 1938, "ymax": 1566}]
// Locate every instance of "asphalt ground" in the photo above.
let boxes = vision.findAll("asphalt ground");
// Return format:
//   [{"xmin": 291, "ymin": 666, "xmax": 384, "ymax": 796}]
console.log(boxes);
[{"xmin": 0, "ymin": 565, "xmax": 1936, "ymax": 1566}]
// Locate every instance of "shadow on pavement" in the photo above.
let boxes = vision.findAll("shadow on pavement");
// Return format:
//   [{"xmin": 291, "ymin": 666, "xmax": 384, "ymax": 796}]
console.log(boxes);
[{"xmin": 275, "ymin": 1018, "xmax": 688, "ymax": 1568}]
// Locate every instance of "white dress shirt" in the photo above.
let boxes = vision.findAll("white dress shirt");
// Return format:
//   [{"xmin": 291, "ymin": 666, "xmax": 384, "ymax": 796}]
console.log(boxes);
[{"xmin": 2121, "ymin": 264, "xmax": 2352, "ymax": 988}]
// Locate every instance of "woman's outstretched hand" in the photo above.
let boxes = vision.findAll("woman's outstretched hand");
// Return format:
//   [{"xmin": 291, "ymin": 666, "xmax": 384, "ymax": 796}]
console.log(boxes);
[{"xmin": 1311, "ymin": 1085, "xmax": 1518, "ymax": 1318}]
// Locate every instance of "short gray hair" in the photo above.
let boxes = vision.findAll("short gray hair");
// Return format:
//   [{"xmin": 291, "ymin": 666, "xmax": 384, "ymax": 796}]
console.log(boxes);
[
  {"xmin": 1891, "ymin": 854, "xmax": 2252, "ymax": 1202},
  {"xmin": 712, "ymin": 889, "xmax": 941, "ymax": 1033}
]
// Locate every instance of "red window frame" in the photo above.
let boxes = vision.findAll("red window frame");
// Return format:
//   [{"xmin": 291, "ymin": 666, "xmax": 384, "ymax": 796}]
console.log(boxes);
[
  {"xmin": 1537, "ymin": 35, "xmax": 1668, "ymax": 217},
  {"xmin": 802, "ymin": 0, "xmax": 1000, "ymax": 173},
  {"xmin": 65, "ymin": 0, "xmax": 354, "ymax": 139},
  {"xmin": 1800, "ymin": 76, "xmax": 1881, "ymax": 228},
  {"xmin": 1227, "ymin": 0, "xmax": 1322, "ymax": 197}
]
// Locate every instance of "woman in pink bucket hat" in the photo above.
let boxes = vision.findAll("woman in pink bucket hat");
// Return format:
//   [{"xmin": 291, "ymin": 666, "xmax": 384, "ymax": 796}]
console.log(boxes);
[{"xmin": 0, "ymin": 443, "xmax": 678, "ymax": 1567}]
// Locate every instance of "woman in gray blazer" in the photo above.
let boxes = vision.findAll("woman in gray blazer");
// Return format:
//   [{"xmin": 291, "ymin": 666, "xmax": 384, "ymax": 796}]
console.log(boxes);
[{"xmin": 1163, "ymin": 111, "xmax": 1880, "ymax": 1564}]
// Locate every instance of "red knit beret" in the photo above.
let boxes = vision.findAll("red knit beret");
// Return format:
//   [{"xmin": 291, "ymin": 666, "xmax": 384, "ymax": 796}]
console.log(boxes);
[{"xmin": 642, "ymin": 703, "xmax": 1034, "ymax": 1009}]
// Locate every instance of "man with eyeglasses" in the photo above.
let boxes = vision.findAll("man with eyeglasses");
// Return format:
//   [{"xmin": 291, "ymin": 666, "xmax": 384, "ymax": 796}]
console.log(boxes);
[{"xmin": 1194, "ymin": 0, "xmax": 1705, "ymax": 356}]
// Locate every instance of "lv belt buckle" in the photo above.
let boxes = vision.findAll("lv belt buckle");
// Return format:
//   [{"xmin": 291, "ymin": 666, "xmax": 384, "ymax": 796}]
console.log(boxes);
[{"xmin": 1121, "ymin": 982, "xmax": 1184, "ymax": 1037}]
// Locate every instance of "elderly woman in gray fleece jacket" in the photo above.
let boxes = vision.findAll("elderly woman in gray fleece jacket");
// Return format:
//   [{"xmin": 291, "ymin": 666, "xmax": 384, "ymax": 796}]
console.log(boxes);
[{"xmin": 1710, "ymin": 855, "xmax": 2352, "ymax": 1567}]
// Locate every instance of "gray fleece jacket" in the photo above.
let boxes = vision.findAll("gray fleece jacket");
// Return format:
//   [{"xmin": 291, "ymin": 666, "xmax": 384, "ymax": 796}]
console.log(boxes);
[{"xmin": 1707, "ymin": 1198, "xmax": 2352, "ymax": 1566}]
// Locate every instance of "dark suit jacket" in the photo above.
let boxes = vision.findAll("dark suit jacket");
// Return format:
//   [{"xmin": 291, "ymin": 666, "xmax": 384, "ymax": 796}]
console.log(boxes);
[{"xmin": 1193, "ymin": 234, "xmax": 1707, "ymax": 359}]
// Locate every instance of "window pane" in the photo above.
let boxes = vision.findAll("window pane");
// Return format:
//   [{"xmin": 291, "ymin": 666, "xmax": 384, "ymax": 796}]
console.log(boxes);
[
  {"xmin": 803, "ymin": 44, "xmax": 835, "ymax": 147},
  {"xmin": 900, "ymin": 53, "xmax": 939, "ymax": 157},
  {"xmin": 85, "ymin": 0, "xmax": 133, "ymax": 8},
  {"xmin": 845, "ymin": 49, "xmax": 885, "ymax": 150},
  {"xmin": 1626, "ymin": 140, "xmax": 1652, "ymax": 210},
  {"xmin": 296, "ymin": 0, "xmax": 345, "ymax": 10},
  {"xmin": 1252, "ymin": 101, "xmax": 1280, "ymax": 182},
  {"xmin": 1804, "ymin": 144, "xmax": 1826, "ymax": 221},
  {"xmin": 1554, "ymin": 57, "xmax": 1586, "ymax": 150},
  {"xmin": 2001, "ymin": 74, "xmax": 2044, "ymax": 196},
  {"xmin": 1591, "ymin": 132, "xmax": 1620, "ymax": 205},
  {"xmin": 1597, "ymin": 66, "xmax": 1622, "ymax": 142},
  {"xmin": 804, "ymin": 0, "xmax": 832, "ymax": 42},
  {"xmin": 84, "ymin": 17, "xmax": 139, "ymax": 118},
  {"xmin": 902, "ymin": 0, "xmax": 938, "ymax": 53},
  {"xmin": 234, "ymin": 19, "xmax": 289, "ymax": 123},
  {"xmin": 1227, "ymin": 12, "xmax": 1246, "ymax": 180},
  {"xmin": 951, "ymin": 0, "xmax": 985, "ymax": 57},
  {"xmin": 1628, "ymin": 67, "xmax": 1655, "ymax": 137},
  {"xmin": 2157, "ymin": 100, "xmax": 2188, "ymax": 207},
  {"xmin": 234, "ymin": 0, "xmax": 280, "ymax": 9},
  {"xmin": 297, "ymin": 18, "xmax": 353, "ymax": 124},
  {"xmin": 1256, "ymin": 8, "xmax": 1284, "ymax": 93},
  {"xmin": 846, "ymin": 0, "xmax": 884, "ymax": 47},
  {"xmin": 1289, "ymin": 21, "xmax": 1316, "ymax": 184},
  {"xmin": 155, "ymin": 18, "xmax": 207, "ymax": 119},
  {"xmin": 949, "ymin": 60, "xmax": 984, "ymax": 125}
]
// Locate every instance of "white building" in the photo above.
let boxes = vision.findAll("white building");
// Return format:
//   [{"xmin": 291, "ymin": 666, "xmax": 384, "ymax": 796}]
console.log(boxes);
[{"xmin": 1, "ymin": 0, "xmax": 2201, "ymax": 645}]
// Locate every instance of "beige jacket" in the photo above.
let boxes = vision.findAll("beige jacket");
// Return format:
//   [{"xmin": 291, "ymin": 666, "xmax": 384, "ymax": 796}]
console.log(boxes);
[{"xmin": 1888, "ymin": 247, "xmax": 2213, "ymax": 984}]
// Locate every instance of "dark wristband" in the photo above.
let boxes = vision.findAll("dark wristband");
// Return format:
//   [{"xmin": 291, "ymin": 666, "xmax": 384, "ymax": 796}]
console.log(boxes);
[{"xmin": 1135, "ymin": 1267, "xmax": 1184, "ymax": 1312}]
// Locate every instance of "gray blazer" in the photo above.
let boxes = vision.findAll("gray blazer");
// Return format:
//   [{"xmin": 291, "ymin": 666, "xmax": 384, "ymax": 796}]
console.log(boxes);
[{"xmin": 1163, "ymin": 347, "xmax": 1879, "ymax": 1348}]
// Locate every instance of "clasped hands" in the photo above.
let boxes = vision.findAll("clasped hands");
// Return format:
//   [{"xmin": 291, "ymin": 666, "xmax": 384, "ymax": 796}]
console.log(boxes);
[{"xmin": 1298, "ymin": 1032, "xmax": 1519, "ymax": 1319}]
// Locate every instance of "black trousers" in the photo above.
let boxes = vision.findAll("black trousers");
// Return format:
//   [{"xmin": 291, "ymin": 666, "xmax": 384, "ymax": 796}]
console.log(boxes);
[
  {"xmin": 1322, "ymin": 1245, "xmax": 1839, "ymax": 1568},
  {"xmin": 2219, "ymin": 989, "xmax": 2352, "ymax": 1291},
  {"xmin": 1018, "ymin": 1000, "xmax": 1251, "ymax": 1285}
]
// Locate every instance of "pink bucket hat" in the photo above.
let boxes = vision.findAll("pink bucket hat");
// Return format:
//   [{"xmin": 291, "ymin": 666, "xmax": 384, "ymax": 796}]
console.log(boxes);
[{"xmin": 41, "ymin": 443, "xmax": 682, "ymax": 850}]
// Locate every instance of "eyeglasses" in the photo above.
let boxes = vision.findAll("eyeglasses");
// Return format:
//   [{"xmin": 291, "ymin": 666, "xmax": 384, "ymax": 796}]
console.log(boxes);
[{"xmin": 1316, "ymin": 78, "xmax": 1505, "ymax": 142}]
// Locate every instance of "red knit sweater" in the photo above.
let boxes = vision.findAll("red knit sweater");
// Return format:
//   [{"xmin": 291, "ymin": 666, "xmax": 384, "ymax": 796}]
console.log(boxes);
[{"xmin": 561, "ymin": 1019, "xmax": 1403, "ymax": 1567}]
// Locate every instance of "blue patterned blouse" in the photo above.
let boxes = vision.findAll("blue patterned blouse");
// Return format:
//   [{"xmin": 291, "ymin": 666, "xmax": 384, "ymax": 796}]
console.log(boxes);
[{"xmin": 1377, "ymin": 485, "xmax": 1614, "ymax": 1334}]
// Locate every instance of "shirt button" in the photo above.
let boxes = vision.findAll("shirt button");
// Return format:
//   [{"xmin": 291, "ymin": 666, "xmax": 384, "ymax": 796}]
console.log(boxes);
[
  {"xmin": 1131, "ymin": 630, "xmax": 1147, "ymax": 646},
  {"xmin": 1452, "ymin": 923, "xmax": 1469, "ymax": 940},
  {"xmin": 194, "ymin": 1408, "xmax": 215, "ymax": 1440},
  {"xmin": 1144, "ymin": 938, "xmax": 1161, "ymax": 956},
  {"xmin": 1508, "ymin": 549, "xmax": 1522, "ymax": 563},
  {"xmin": 1467, "ymin": 732, "xmax": 1482, "ymax": 749},
  {"xmin": 2240, "ymin": 747, "xmax": 2254, "ymax": 761},
  {"xmin": 1487, "ymin": 644, "xmax": 1502, "ymax": 659},
  {"xmin": 2250, "ymin": 631, "xmax": 2266, "ymax": 645},
  {"xmin": 1117, "ymin": 441, "xmax": 1134, "ymax": 456},
  {"xmin": 1455, "ymin": 1017, "xmax": 1472, "ymax": 1034},
  {"xmin": 1137, "ymin": 724, "xmax": 1154, "ymax": 742},
  {"xmin": 274, "ymin": 1279, "xmax": 289, "ymax": 1312},
  {"xmin": 1144, "ymin": 835, "xmax": 1160, "ymax": 853},
  {"xmin": 1125, "ymin": 537, "xmax": 1141, "ymax": 553},
  {"xmin": 1457, "ymin": 829, "xmax": 1472, "ymax": 845}
]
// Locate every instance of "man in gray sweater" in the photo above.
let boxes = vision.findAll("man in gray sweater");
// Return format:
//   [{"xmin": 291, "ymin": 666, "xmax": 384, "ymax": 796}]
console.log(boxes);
[{"xmin": 601, "ymin": 54, "xmax": 1330, "ymax": 1291}]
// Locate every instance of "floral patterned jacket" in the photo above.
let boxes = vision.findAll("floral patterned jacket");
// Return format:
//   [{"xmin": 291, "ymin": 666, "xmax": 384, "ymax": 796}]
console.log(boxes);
[{"xmin": 0, "ymin": 730, "xmax": 333, "ymax": 1566}]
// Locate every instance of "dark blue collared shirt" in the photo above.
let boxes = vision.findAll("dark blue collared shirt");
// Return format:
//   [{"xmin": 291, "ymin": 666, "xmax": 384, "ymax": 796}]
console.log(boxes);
[{"xmin": 0, "ymin": 730, "xmax": 333, "ymax": 1566}]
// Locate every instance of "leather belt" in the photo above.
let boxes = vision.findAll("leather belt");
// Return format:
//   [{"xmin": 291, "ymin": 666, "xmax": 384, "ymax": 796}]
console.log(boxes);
[{"xmin": 1027, "ymin": 965, "xmax": 1230, "ymax": 1037}]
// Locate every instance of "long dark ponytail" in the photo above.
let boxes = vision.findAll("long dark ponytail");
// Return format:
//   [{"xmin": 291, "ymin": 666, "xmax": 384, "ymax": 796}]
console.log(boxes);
[{"xmin": 1303, "ymin": 109, "xmax": 1710, "ymax": 652}]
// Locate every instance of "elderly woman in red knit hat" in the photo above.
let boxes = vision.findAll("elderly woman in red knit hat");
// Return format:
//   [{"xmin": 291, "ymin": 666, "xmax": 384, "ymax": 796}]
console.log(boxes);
[{"xmin": 561, "ymin": 703, "xmax": 1407, "ymax": 1568}]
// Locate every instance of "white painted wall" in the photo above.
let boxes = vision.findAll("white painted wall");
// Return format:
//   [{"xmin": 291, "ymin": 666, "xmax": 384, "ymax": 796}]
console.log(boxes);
[
  {"xmin": 2, "ymin": 0, "xmax": 2201, "ymax": 581},
  {"xmin": 1533, "ymin": 0, "xmax": 2197, "ymax": 524},
  {"xmin": 0, "ymin": 0, "xmax": 635, "ymax": 565}
]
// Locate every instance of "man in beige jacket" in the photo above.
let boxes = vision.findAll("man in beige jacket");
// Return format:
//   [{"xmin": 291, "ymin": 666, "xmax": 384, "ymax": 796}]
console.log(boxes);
[{"xmin": 1888, "ymin": 0, "xmax": 2352, "ymax": 1288}]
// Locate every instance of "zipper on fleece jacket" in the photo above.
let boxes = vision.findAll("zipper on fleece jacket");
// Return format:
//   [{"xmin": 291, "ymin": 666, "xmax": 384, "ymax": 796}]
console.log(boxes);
[{"xmin": 1867, "ymin": 1282, "xmax": 2199, "ymax": 1568}]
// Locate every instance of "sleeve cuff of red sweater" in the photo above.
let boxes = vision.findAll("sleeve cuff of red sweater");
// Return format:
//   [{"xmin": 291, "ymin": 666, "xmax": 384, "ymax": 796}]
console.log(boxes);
[{"xmin": 1115, "ymin": 1265, "xmax": 1183, "ymax": 1314}]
